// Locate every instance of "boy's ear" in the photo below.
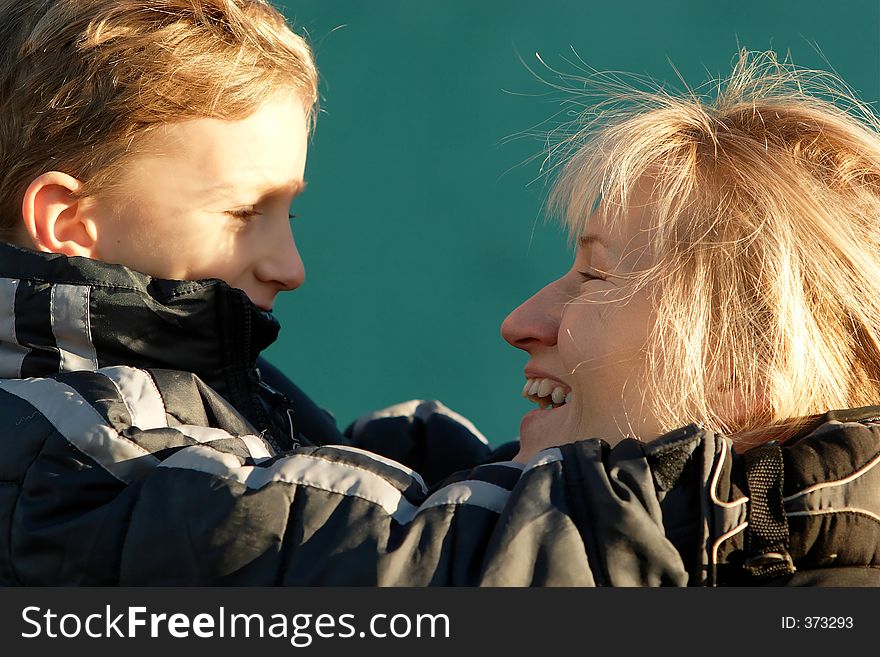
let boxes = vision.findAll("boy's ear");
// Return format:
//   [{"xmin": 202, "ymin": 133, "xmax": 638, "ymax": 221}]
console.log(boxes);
[{"xmin": 21, "ymin": 171, "xmax": 100, "ymax": 257}]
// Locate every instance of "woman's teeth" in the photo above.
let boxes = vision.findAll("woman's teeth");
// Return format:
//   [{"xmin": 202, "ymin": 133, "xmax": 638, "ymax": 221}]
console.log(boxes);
[{"xmin": 521, "ymin": 377, "xmax": 572, "ymax": 409}]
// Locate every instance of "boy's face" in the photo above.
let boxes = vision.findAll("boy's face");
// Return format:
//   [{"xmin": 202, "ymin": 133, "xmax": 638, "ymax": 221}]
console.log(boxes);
[{"xmin": 92, "ymin": 93, "xmax": 309, "ymax": 311}]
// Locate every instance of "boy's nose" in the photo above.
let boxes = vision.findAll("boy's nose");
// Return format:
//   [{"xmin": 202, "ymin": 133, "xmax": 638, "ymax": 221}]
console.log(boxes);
[
  {"xmin": 501, "ymin": 280, "xmax": 562, "ymax": 351},
  {"xmin": 256, "ymin": 221, "xmax": 306, "ymax": 292}
]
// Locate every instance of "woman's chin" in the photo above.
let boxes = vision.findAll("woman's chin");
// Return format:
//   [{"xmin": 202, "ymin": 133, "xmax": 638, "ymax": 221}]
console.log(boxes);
[{"xmin": 518, "ymin": 402, "xmax": 574, "ymax": 458}]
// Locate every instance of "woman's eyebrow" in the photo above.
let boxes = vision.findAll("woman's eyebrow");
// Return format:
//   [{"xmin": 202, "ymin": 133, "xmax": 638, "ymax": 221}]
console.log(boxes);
[{"xmin": 578, "ymin": 234, "xmax": 607, "ymax": 249}]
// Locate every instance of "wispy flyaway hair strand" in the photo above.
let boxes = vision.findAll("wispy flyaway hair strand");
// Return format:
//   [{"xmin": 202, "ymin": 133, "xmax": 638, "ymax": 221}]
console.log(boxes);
[{"xmin": 547, "ymin": 50, "xmax": 880, "ymax": 445}]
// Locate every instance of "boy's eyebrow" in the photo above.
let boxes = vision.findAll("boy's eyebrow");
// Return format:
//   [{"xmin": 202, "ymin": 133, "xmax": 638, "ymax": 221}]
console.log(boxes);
[{"xmin": 205, "ymin": 179, "xmax": 307, "ymax": 198}]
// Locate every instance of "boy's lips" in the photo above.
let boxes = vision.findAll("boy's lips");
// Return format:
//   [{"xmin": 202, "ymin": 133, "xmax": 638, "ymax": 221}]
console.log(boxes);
[{"xmin": 250, "ymin": 295, "xmax": 275, "ymax": 312}]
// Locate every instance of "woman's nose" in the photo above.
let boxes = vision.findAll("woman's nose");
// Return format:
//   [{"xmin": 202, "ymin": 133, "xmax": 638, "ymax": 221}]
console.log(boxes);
[{"xmin": 501, "ymin": 281, "xmax": 561, "ymax": 351}]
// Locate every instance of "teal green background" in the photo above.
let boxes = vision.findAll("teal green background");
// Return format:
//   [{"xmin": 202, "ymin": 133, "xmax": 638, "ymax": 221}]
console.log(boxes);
[{"xmin": 266, "ymin": 0, "xmax": 880, "ymax": 445}]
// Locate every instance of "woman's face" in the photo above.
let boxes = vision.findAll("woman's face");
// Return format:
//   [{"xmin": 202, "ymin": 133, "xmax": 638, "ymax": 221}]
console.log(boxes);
[{"xmin": 501, "ymin": 199, "xmax": 663, "ymax": 462}]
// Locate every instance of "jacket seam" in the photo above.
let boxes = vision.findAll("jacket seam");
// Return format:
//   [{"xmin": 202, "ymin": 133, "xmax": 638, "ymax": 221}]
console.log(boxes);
[
  {"xmin": 786, "ymin": 508, "xmax": 880, "ymax": 528},
  {"xmin": 116, "ymin": 480, "xmax": 156, "ymax": 586},
  {"xmin": 559, "ymin": 442, "xmax": 611, "ymax": 586},
  {"xmin": 782, "ymin": 446, "xmax": 880, "ymax": 502},
  {"xmin": 296, "ymin": 452, "xmax": 421, "ymax": 499},
  {"xmin": 163, "ymin": 283, "xmax": 219, "ymax": 299},
  {"xmin": 274, "ymin": 488, "xmax": 299, "ymax": 586},
  {"xmin": 0, "ymin": 275, "xmax": 217, "ymax": 296},
  {"xmin": 8, "ymin": 423, "xmax": 58, "ymax": 586}
]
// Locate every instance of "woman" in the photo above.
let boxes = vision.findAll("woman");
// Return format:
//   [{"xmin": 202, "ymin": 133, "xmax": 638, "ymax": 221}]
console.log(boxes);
[{"xmin": 502, "ymin": 50, "xmax": 880, "ymax": 584}]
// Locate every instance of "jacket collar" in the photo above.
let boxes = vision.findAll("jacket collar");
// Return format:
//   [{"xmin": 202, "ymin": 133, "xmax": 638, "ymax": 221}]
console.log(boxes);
[{"xmin": 0, "ymin": 242, "xmax": 279, "ymax": 410}]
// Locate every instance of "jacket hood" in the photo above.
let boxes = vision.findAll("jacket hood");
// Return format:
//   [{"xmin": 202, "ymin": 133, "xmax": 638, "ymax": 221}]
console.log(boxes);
[{"xmin": 0, "ymin": 242, "xmax": 280, "ymax": 408}]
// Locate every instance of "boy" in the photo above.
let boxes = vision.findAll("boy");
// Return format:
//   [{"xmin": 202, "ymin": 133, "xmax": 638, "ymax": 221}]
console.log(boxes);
[
  {"xmin": 0, "ymin": 0, "xmax": 617, "ymax": 586},
  {"xmin": 0, "ymin": 0, "xmax": 504, "ymax": 480}
]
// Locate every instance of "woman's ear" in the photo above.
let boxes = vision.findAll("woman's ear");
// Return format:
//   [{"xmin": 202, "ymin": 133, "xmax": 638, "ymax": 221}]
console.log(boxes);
[{"xmin": 20, "ymin": 172, "xmax": 100, "ymax": 257}]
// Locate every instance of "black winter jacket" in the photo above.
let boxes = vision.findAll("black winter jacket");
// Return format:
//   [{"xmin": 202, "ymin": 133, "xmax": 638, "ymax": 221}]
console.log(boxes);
[
  {"xmin": 0, "ymin": 243, "xmax": 878, "ymax": 585},
  {"xmin": 0, "ymin": 242, "xmax": 505, "ymax": 484}
]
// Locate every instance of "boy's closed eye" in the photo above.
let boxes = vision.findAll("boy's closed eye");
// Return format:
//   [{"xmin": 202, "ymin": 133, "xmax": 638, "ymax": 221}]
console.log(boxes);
[{"xmin": 225, "ymin": 208, "xmax": 300, "ymax": 221}]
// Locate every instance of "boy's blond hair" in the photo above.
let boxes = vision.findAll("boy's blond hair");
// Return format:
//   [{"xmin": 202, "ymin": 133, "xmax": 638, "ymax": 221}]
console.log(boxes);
[
  {"xmin": 549, "ymin": 50, "xmax": 880, "ymax": 446},
  {"xmin": 0, "ymin": 0, "xmax": 318, "ymax": 240}
]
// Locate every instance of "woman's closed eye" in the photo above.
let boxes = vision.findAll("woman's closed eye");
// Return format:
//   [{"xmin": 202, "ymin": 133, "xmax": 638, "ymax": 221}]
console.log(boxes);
[{"xmin": 578, "ymin": 269, "xmax": 605, "ymax": 282}]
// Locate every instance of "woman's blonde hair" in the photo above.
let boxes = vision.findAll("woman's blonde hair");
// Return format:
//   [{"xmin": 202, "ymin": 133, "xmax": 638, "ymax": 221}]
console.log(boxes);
[
  {"xmin": 548, "ymin": 50, "xmax": 880, "ymax": 446},
  {"xmin": 0, "ymin": 0, "xmax": 318, "ymax": 240}
]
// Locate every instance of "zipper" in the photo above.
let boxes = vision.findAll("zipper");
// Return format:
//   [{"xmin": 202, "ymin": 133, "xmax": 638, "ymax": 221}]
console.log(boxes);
[
  {"xmin": 253, "ymin": 366, "xmax": 301, "ymax": 451},
  {"xmin": 236, "ymin": 295, "xmax": 300, "ymax": 453},
  {"xmin": 238, "ymin": 306, "xmax": 283, "ymax": 454}
]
